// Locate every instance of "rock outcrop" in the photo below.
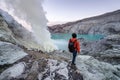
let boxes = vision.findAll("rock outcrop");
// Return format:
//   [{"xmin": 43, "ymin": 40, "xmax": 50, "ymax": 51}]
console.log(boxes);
[
  {"xmin": 50, "ymin": 50, "xmax": 120, "ymax": 80},
  {"xmin": 0, "ymin": 52, "xmax": 83, "ymax": 80},
  {"xmin": 49, "ymin": 10, "xmax": 120, "ymax": 35},
  {"xmin": 0, "ymin": 41, "xmax": 27, "ymax": 65},
  {"xmin": 76, "ymin": 55, "xmax": 120, "ymax": 80},
  {"xmin": 0, "ymin": 9, "xmax": 44, "ymax": 51},
  {"xmin": 1, "ymin": 50, "xmax": 120, "ymax": 80},
  {"xmin": 80, "ymin": 35, "xmax": 120, "ymax": 65}
]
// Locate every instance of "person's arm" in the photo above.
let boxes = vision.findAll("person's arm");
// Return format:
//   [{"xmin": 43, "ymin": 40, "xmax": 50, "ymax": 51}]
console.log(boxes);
[{"xmin": 76, "ymin": 41, "xmax": 80, "ymax": 54}]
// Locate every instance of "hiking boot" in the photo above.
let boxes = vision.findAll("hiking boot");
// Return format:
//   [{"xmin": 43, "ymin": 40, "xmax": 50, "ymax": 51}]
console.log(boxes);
[{"xmin": 71, "ymin": 63, "xmax": 76, "ymax": 65}]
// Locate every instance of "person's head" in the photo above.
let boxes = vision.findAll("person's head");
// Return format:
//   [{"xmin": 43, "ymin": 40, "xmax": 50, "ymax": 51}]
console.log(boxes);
[{"xmin": 72, "ymin": 33, "xmax": 77, "ymax": 38}]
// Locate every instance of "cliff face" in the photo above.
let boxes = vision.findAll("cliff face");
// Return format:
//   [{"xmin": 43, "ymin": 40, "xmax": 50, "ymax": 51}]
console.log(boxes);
[
  {"xmin": 0, "ymin": 9, "xmax": 44, "ymax": 51},
  {"xmin": 49, "ymin": 10, "xmax": 120, "ymax": 35}
]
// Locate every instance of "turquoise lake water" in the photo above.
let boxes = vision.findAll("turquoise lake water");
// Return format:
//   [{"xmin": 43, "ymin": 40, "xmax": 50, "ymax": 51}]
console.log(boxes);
[
  {"xmin": 51, "ymin": 33, "xmax": 104, "ymax": 41},
  {"xmin": 51, "ymin": 33, "xmax": 104, "ymax": 51}
]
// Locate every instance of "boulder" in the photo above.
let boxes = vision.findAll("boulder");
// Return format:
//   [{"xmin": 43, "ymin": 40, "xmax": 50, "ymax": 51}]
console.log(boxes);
[
  {"xmin": 0, "ymin": 62, "xmax": 26, "ymax": 80},
  {"xmin": 0, "ymin": 41, "xmax": 27, "ymax": 65},
  {"xmin": 76, "ymin": 55, "xmax": 120, "ymax": 80}
]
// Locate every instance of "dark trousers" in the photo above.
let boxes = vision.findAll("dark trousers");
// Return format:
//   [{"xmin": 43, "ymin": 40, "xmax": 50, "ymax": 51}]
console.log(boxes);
[{"xmin": 72, "ymin": 51, "xmax": 77, "ymax": 64}]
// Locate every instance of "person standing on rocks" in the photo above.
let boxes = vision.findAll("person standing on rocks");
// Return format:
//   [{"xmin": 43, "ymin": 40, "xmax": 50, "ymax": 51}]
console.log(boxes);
[{"xmin": 68, "ymin": 33, "xmax": 80, "ymax": 65}]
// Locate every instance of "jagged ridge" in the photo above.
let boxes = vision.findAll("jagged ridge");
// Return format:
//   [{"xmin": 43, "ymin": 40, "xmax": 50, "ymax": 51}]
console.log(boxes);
[{"xmin": 49, "ymin": 9, "xmax": 120, "ymax": 35}]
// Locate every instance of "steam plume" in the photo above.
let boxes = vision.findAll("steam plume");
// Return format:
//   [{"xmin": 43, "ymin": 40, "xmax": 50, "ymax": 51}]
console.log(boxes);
[{"xmin": 0, "ymin": 0, "xmax": 57, "ymax": 52}]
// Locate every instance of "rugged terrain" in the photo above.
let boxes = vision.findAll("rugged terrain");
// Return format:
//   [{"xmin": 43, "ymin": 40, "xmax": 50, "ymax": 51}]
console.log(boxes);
[
  {"xmin": 49, "ymin": 10, "xmax": 120, "ymax": 35},
  {"xmin": 0, "ymin": 9, "xmax": 83, "ymax": 80},
  {"xmin": 0, "ymin": 9, "xmax": 120, "ymax": 80}
]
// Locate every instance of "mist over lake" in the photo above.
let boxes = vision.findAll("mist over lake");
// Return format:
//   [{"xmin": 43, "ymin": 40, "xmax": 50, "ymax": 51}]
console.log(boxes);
[{"xmin": 51, "ymin": 33, "xmax": 104, "ymax": 50}]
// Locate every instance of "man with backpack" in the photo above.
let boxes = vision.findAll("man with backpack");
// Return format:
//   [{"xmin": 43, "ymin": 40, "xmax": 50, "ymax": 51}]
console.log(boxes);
[{"xmin": 68, "ymin": 33, "xmax": 80, "ymax": 65}]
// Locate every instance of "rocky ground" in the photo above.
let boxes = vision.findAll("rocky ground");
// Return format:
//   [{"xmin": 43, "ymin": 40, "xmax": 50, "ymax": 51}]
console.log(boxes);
[
  {"xmin": 80, "ymin": 34, "xmax": 120, "ymax": 65},
  {"xmin": 0, "ymin": 47, "xmax": 83, "ymax": 80},
  {"xmin": 1, "ymin": 44, "xmax": 120, "ymax": 80},
  {"xmin": 1, "ymin": 9, "xmax": 120, "ymax": 80}
]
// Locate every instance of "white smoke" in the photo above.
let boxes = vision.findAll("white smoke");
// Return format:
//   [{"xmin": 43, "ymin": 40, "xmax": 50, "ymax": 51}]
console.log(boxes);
[{"xmin": 0, "ymin": 0, "xmax": 57, "ymax": 52}]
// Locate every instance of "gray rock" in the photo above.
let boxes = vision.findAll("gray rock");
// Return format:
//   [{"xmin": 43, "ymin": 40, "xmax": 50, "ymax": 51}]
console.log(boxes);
[
  {"xmin": 81, "ymin": 35, "xmax": 120, "ymax": 54},
  {"xmin": 1, "ymin": 50, "xmax": 120, "ymax": 80},
  {"xmin": 76, "ymin": 55, "xmax": 120, "ymax": 80},
  {"xmin": 49, "ymin": 10, "xmax": 120, "ymax": 35},
  {"xmin": 26, "ymin": 61, "xmax": 39, "ymax": 80},
  {"xmin": 0, "ymin": 15, "xmax": 16, "ymax": 43},
  {"xmin": 0, "ymin": 62, "xmax": 26, "ymax": 80},
  {"xmin": 0, "ymin": 56, "xmax": 83, "ymax": 80},
  {"xmin": 0, "ymin": 41, "xmax": 27, "ymax": 65},
  {"xmin": 80, "ymin": 35, "xmax": 120, "ymax": 64},
  {"xmin": 49, "ymin": 50, "xmax": 72, "ymax": 60},
  {"xmin": 0, "ymin": 9, "xmax": 44, "ymax": 51}
]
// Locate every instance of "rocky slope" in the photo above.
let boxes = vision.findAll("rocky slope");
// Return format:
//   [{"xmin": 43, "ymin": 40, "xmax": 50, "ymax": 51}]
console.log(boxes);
[
  {"xmin": 1, "ymin": 9, "xmax": 120, "ymax": 80},
  {"xmin": 48, "ymin": 10, "xmax": 120, "ymax": 35},
  {"xmin": 0, "ymin": 9, "xmax": 44, "ymax": 51},
  {"xmin": 1, "ymin": 48, "xmax": 120, "ymax": 80},
  {"xmin": 80, "ymin": 34, "xmax": 120, "ymax": 65},
  {"xmin": 0, "ymin": 9, "xmax": 83, "ymax": 80}
]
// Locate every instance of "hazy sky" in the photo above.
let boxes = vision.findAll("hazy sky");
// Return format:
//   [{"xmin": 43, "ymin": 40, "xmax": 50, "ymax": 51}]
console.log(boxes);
[{"xmin": 43, "ymin": 0, "xmax": 120, "ymax": 24}]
